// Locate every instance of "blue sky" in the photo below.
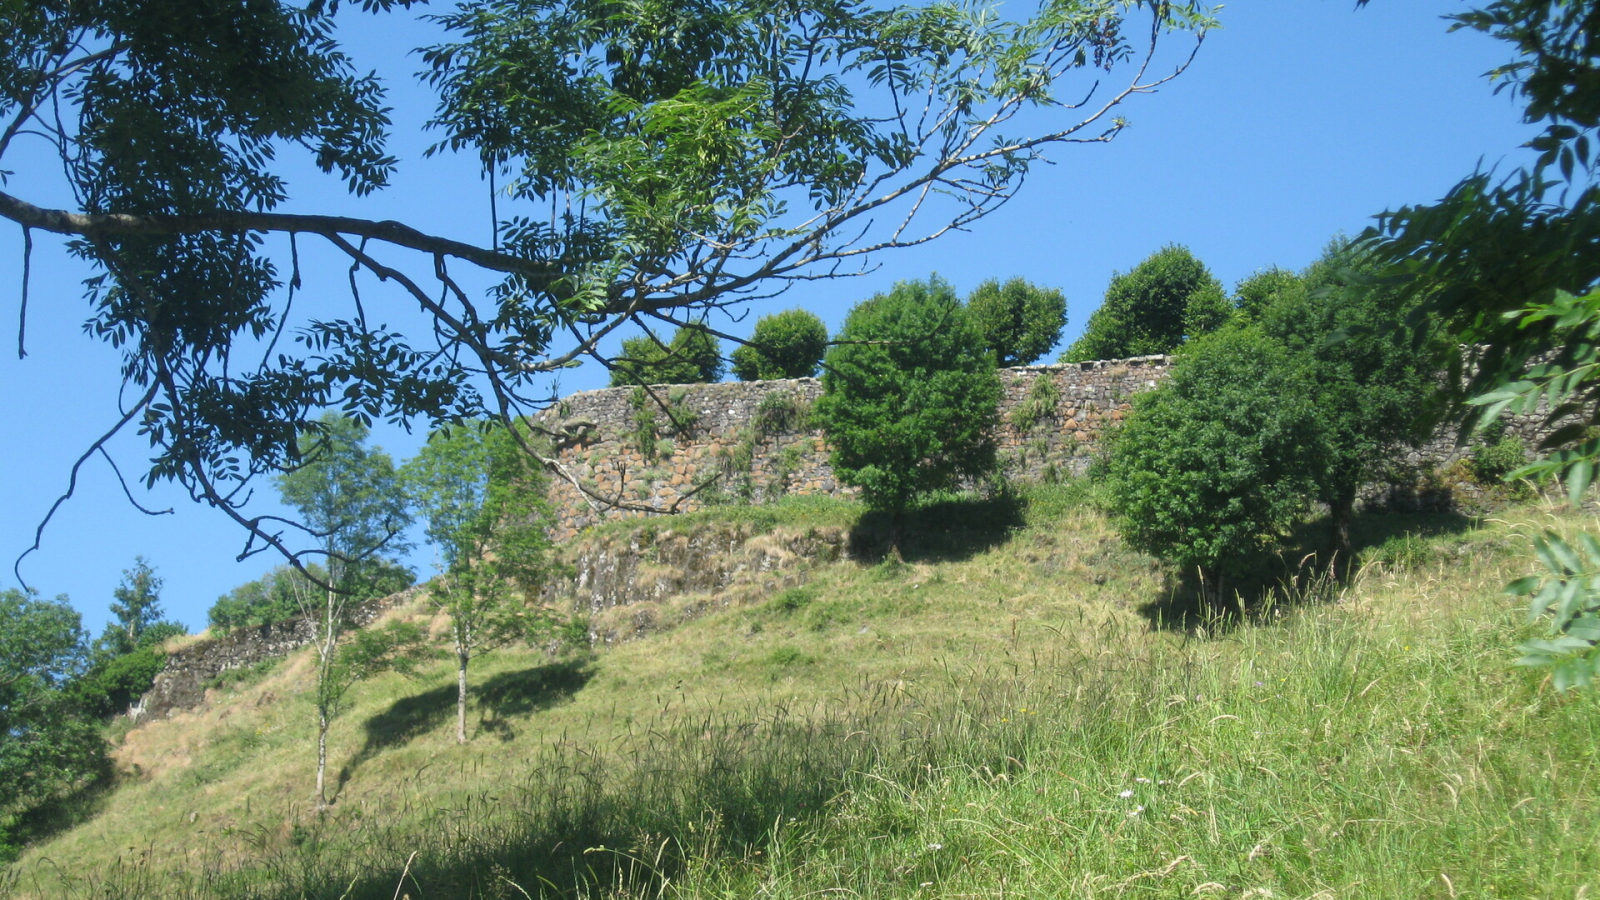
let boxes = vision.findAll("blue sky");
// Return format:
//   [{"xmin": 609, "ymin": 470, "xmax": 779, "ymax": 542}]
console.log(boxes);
[{"xmin": 0, "ymin": 1, "xmax": 1541, "ymax": 635}]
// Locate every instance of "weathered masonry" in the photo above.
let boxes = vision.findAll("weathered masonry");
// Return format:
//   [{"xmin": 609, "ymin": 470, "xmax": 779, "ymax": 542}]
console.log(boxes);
[{"xmin": 533, "ymin": 356, "xmax": 1175, "ymax": 539}]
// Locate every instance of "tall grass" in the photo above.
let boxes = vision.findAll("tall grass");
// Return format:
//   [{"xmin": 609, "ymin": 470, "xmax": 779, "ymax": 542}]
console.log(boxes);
[
  {"xmin": 6, "ymin": 495, "xmax": 1597, "ymax": 899},
  {"xmin": 12, "ymin": 568, "xmax": 1598, "ymax": 899}
]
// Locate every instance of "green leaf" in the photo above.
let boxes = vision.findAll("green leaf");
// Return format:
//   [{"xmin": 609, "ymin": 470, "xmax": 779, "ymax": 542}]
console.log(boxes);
[
  {"xmin": 1505, "ymin": 575, "xmax": 1542, "ymax": 596},
  {"xmin": 1569, "ymin": 459, "xmax": 1595, "ymax": 505}
]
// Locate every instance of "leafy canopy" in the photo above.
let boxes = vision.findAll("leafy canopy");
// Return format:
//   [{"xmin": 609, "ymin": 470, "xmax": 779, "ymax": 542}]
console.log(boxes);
[
  {"xmin": 275, "ymin": 413, "xmax": 414, "ymax": 596},
  {"xmin": 967, "ymin": 278, "xmax": 1068, "ymax": 367},
  {"xmin": 1061, "ymin": 244, "xmax": 1230, "ymax": 363},
  {"xmin": 731, "ymin": 309, "xmax": 830, "ymax": 380},
  {"xmin": 609, "ymin": 326, "xmax": 724, "ymax": 386},
  {"xmin": 813, "ymin": 276, "xmax": 1000, "ymax": 519},
  {"xmin": 0, "ymin": 0, "xmax": 1210, "ymax": 565},
  {"xmin": 0, "ymin": 589, "xmax": 105, "ymax": 824}
]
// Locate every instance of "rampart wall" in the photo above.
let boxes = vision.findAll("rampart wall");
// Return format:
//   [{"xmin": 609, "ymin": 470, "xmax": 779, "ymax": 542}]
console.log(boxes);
[
  {"xmin": 533, "ymin": 356, "xmax": 1175, "ymax": 539},
  {"xmin": 137, "ymin": 587, "xmax": 420, "ymax": 720}
]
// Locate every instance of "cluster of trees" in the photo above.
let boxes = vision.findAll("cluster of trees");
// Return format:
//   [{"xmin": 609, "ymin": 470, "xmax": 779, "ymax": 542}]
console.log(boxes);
[
  {"xmin": 1, "ymin": 558, "xmax": 189, "ymax": 855},
  {"xmin": 1101, "ymin": 242, "xmax": 1437, "ymax": 601},
  {"xmin": 202, "ymin": 414, "xmax": 562, "ymax": 807},
  {"xmin": 4, "ymin": 411, "xmax": 565, "ymax": 828},
  {"xmin": 610, "ymin": 275, "xmax": 1067, "ymax": 392}
]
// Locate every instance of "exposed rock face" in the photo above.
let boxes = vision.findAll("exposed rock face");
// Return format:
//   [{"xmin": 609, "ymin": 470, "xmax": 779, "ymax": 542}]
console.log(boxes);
[
  {"xmin": 138, "ymin": 587, "xmax": 420, "ymax": 720},
  {"xmin": 543, "ymin": 521, "xmax": 848, "ymax": 644}
]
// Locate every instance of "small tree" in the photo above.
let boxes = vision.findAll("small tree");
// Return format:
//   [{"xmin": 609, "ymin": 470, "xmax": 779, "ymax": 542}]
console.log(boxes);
[
  {"xmin": 1258, "ymin": 241, "xmax": 1439, "ymax": 568},
  {"xmin": 403, "ymin": 423, "xmax": 555, "ymax": 744},
  {"xmin": 1103, "ymin": 326, "xmax": 1328, "ymax": 604},
  {"xmin": 730, "ymin": 309, "xmax": 829, "ymax": 380},
  {"xmin": 813, "ymin": 276, "xmax": 1000, "ymax": 554},
  {"xmin": 1062, "ymin": 244, "xmax": 1231, "ymax": 362},
  {"xmin": 104, "ymin": 558, "xmax": 166, "ymax": 656},
  {"xmin": 967, "ymin": 278, "xmax": 1068, "ymax": 367},
  {"xmin": 76, "ymin": 559, "xmax": 186, "ymax": 718},
  {"xmin": 609, "ymin": 326, "xmax": 724, "ymax": 386},
  {"xmin": 276, "ymin": 413, "xmax": 415, "ymax": 808}
]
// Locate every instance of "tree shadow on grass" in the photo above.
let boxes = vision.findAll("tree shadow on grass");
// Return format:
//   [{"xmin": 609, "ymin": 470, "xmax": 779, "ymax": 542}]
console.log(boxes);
[
  {"xmin": 1137, "ymin": 508, "xmax": 1476, "ymax": 633},
  {"xmin": 336, "ymin": 658, "xmax": 594, "ymax": 793},
  {"xmin": 848, "ymin": 491, "xmax": 1026, "ymax": 564},
  {"xmin": 5, "ymin": 765, "xmax": 116, "ymax": 853}
]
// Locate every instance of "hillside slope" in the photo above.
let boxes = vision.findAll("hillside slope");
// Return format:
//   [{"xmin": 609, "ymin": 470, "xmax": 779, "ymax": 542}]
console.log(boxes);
[{"xmin": 4, "ymin": 488, "xmax": 1598, "ymax": 899}]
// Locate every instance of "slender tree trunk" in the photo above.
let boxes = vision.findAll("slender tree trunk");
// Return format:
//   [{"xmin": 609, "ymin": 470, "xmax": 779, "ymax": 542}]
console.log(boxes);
[
  {"xmin": 456, "ymin": 644, "xmax": 470, "ymax": 745},
  {"xmin": 316, "ymin": 709, "xmax": 329, "ymax": 809},
  {"xmin": 887, "ymin": 509, "xmax": 905, "ymax": 563},
  {"xmin": 1331, "ymin": 490, "xmax": 1356, "ymax": 579}
]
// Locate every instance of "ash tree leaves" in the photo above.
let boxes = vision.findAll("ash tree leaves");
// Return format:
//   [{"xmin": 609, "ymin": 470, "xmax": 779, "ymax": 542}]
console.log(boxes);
[
  {"xmin": 1356, "ymin": 0, "xmax": 1600, "ymax": 686},
  {"xmin": 1507, "ymin": 531, "xmax": 1600, "ymax": 690}
]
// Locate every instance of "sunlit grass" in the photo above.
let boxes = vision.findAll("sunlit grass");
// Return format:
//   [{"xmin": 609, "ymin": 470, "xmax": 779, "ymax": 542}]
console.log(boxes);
[{"xmin": 5, "ymin": 488, "xmax": 1598, "ymax": 899}]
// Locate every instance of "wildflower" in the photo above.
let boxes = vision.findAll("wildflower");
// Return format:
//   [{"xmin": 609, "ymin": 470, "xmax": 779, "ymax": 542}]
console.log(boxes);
[
  {"xmin": 927, "ymin": 843, "xmax": 943, "ymax": 851},
  {"xmin": 1127, "ymin": 805, "xmax": 1144, "ymax": 817},
  {"xmin": 1119, "ymin": 789, "xmax": 1135, "ymax": 798},
  {"xmin": 1135, "ymin": 777, "xmax": 1150, "ymax": 784}
]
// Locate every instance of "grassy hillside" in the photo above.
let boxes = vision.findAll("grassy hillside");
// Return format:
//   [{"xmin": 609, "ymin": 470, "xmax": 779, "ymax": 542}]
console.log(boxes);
[{"xmin": 4, "ymin": 487, "xmax": 1598, "ymax": 899}]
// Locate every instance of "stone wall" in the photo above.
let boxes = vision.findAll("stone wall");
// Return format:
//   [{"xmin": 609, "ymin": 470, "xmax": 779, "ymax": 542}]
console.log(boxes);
[
  {"xmin": 533, "ymin": 356, "xmax": 1174, "ymax": 539},
  {"xmin": 136, "ymin": 587, "xmax": 420, "ymax": 720}
]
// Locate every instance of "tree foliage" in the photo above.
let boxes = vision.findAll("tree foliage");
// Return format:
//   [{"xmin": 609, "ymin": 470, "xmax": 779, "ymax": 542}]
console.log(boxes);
[
  {"xmin": 967, "ymin": 278, "xmax": 1068, "ymax": 367},
  {"xmin": 813, "ymin": 276, "xmax": 1000, "ymax": 546},
  {"xmin": 1256, "ymin": 242, "xmax": 1440, "ymax": 565},
  {"xmin": 1358, "ymin": 0, "xmax": 1600, "ymax": 687},
  {"xmin": 1232, "ymin": 266, "xmax": 1304, "ymax": 322},
  {"xmin": 276, "ymin": 414, "xmax": 414, "ymax": 597},
  {"xmin": 731, "ymin": 309, "xmax": 829, "ymax": 380},
  {"xmin": 0, "ymin": 589, "xmax": 106, "ymax": 832},
  {"xmin": 1061, "ymin": 244, "xmax": 1231, "ymax": 362},
  {"xmin": 0, "ymin": 0, "xmax": 1210, "ymax": 562},
  {"xmin": 403, "ymin": 422, "xmax": 557, "ymax": 743},
  {"xmin": 609, "ymin": 326, "xmax": 724, "ymax": 386},
  {"xmin": 1102, "ymin": 327, "xmax": 1327, "ymax": 601}
]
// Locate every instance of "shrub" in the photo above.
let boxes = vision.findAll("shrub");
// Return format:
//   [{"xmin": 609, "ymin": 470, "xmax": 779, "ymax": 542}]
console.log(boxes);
[
  {"xmin": 610, "ymin": 326, "xmax": 723, "ymax": 386},
  {"xmin": 1102, "ymin": 326, "xmax": 1328, "ymax": 603},
  {"xmin": 1468, "ymin": 432, "xmax": 1530, "ymax": 485}
]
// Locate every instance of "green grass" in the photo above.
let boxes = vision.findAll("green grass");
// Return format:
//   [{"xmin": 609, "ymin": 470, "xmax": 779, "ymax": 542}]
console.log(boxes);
[{"xmin": 4, "ymin": 491, "xmax": 1599, "ymax": 899}]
